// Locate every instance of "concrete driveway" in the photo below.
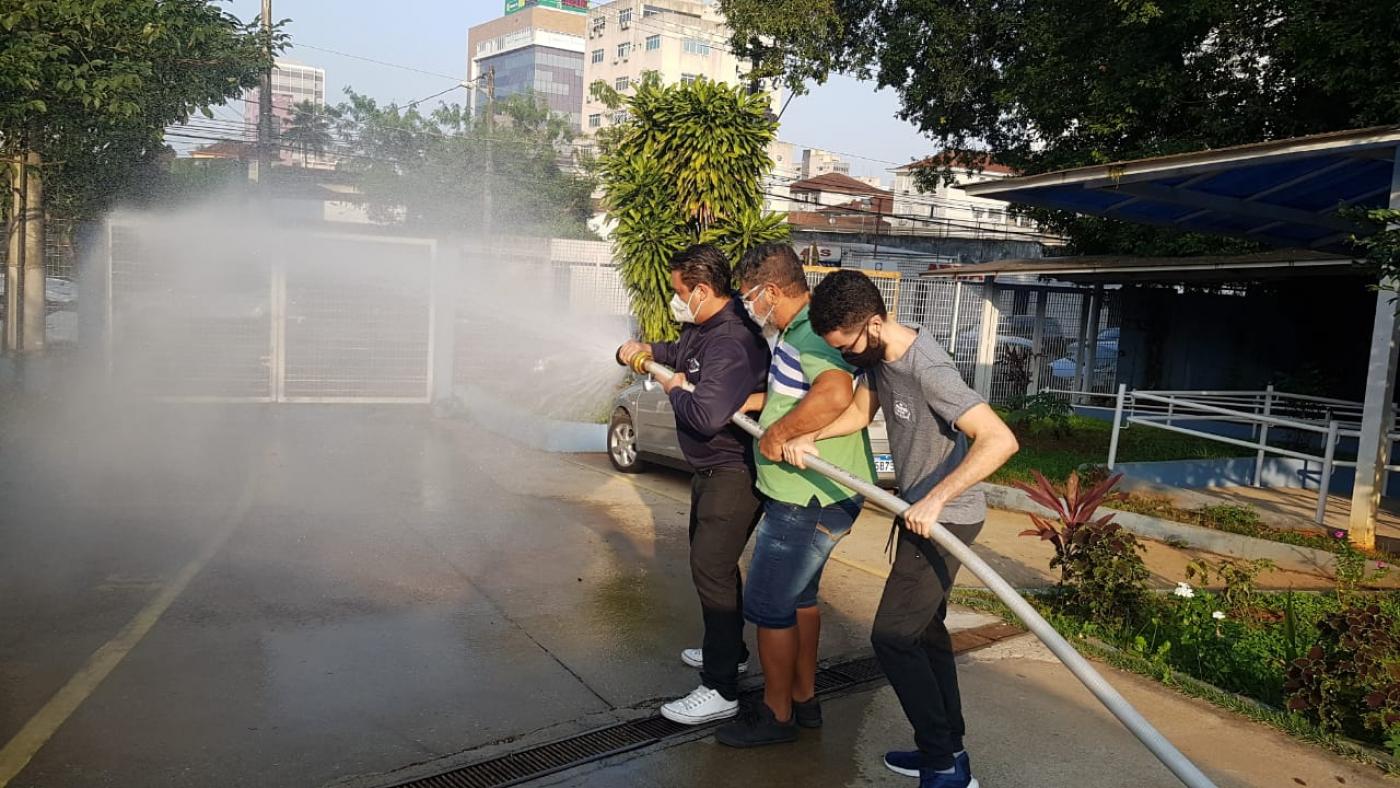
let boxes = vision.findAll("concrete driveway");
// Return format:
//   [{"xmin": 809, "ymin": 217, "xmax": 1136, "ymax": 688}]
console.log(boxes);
[{"xmin": 0, "ymin": 403, "xmax": 890, "ymax": 788}]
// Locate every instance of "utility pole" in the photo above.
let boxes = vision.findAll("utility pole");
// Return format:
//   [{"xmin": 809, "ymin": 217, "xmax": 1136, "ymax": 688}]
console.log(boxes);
[
  {"xmin": 747, "ymin": 37, "xmax": 763, "ymax": 95},
  {"xmin": 482, "ymin": 66, "xmax": 495, "ymax": 233},
  {"xmin": 253, "ymin": 0, "xmax": 273, "ymax": 187}
]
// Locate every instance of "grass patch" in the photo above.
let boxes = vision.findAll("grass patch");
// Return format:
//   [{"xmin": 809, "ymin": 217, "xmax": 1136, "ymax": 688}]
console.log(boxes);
[
  {"xmin": 988, "ymin": 414, "xmax": 1242, "ymax": 486},
  {"xmin": 950, "ymin": 587, "xmax": 1400, "ymax": 774}
]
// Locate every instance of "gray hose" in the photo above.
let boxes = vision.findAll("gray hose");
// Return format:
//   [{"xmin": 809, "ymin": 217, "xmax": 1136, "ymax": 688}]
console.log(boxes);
[{"xmin": 644, "ymin": 359, "xmax": 1215, "ymax": 788}]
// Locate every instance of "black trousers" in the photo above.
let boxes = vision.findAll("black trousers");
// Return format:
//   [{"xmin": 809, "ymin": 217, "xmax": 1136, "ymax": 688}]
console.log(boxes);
[
  {"xmin": 871, "ymin": 521, "xmax": 984, "ymax": 771},
  {"xmin": 689, "ymin": 465, "xmax": 763, "ymax": 701}
]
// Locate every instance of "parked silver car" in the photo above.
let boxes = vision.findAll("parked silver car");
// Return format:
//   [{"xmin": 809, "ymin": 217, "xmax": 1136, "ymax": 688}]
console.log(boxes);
[{"xmin": 607, "ymin": 377, "xmax": 898, "ymax": 486}]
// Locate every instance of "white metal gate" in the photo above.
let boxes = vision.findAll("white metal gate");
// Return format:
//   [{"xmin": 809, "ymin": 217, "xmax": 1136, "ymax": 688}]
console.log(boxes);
[{"xmin": 106, "ymin": 219, "xmax": 436, "ymax": 403}]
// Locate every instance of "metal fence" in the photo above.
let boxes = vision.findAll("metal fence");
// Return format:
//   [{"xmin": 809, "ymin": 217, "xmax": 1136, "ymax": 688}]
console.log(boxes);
[
  {"xmin": 101, "ymin": 227, "xmax": 1120, "ymax": 408},
  {"xmin": 485, "ymin": 239, "xmax": 1121, "ymax": 406},
  {"xmin": 106, "ymin": 218, "xmax": 437, "ymax": 403},
  {"xmin": 1102, "ymin": 387, "xmax": 1399, "ymax": 523}
]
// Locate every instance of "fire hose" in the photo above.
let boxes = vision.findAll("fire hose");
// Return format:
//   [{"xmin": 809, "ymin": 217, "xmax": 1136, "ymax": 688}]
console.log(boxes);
[{"xmin": 629, "ymin": 353, "xmax": 1216, "ymax": 788}]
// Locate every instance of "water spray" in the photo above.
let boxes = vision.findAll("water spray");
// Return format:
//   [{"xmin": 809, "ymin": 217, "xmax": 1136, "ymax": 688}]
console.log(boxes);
[{"xmin": 629, "ymin": 352, "xmax": 1216, "ymax": 788}]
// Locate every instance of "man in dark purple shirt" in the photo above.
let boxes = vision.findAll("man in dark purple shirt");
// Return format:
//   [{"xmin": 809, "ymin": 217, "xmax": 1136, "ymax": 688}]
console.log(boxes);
[{"xmin": 616, "ymin": 244, "xmax": 770, "ymax": 725}]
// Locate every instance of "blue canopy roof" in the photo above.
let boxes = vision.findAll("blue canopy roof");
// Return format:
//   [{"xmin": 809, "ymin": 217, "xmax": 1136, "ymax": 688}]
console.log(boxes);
[{"xmin": 962, "ymin": 126, "xmax": 1400, "ymax": 254}]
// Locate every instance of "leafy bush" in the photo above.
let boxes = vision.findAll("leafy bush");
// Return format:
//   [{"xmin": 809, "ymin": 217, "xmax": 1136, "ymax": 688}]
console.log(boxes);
[
  {"xmin": 1004, "ymin": 391, "xmax": 1073, "ymax": 435},
  {"xmin": 1332, "ymin": 530, "xmax": 1392, "ymax": 604},
  {"xmin": 1015, "ymin": 470, "xmax": 1149, "ymax": 626},
  {"xmin": 1185, "ymin": 557, "xmax": 1276, "ymax": 613},
  {"xmin": 1197, "ymin": 504, "xmax": 1261, "ymax": 530},
  {"xmin": 1285, "ymin": 604, "xmax": 1400, "ymax": 745}
]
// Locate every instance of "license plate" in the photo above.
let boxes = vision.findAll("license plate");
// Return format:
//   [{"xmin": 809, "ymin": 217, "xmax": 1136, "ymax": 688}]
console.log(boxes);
[{"xmin": 874, "ymin": 454, "xmax": 895, "ymax": 474}]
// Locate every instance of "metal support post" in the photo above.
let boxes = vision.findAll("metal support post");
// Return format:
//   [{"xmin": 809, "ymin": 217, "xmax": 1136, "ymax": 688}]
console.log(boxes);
[
  {"xmin": 1030, "ymin": 290, "xmax": 1047, "ymax": 394},
  {"xmin": 1073, "ymin": 291, "xmax": 1091, "ymax": 403},
  {"xmin": 1108, "ymin": 383, "xmax": 1127, "ymax": 470},
  {"xmin": 947, "ymin": 280, "xmax": 963, "ymax": 354},
  {"xmin": 1316, "ymin": 419, "xmax": 1339, "ymax": 525},
  {"xmin": 1081, "ymin": 284, "xmax": 1104, "ymax": 396},
  {"xmin": 1255, "ymin": 383, "xmax": 1274, "ymax": 487},
  {"xmin": 972, "ymin": 282, "xmax": 1000, "ymax": 400},
  {"xmin": 1349, "ymin": 147, "xmax": 1400, "ymax": 549}
]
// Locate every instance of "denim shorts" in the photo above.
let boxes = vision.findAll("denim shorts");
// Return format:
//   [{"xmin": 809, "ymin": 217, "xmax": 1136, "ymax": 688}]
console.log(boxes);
[{"xmin": 743, "ymin": 495, "xmax": 864, "ymax": 629}]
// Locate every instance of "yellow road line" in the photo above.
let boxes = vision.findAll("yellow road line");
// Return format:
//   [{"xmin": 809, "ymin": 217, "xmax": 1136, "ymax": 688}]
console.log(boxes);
[{"xmin": 0, "ymin": 475, "xmax": 259, "ymax": 787}]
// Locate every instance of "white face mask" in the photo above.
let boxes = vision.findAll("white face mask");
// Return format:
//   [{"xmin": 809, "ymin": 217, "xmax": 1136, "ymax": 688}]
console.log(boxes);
[
  {"xmin": 669, "ymin": 289, "xmax": 703, "ymax": 324},
  {"xmin": 742, "ymin": 284, "xmax": 775, "ymax": 330}
]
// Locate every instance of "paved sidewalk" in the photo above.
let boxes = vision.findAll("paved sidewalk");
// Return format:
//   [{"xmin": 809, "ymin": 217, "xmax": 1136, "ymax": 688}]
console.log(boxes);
[{"xmin": 542, "ymin": 634, "xmax": 1390, "ymax": 788}]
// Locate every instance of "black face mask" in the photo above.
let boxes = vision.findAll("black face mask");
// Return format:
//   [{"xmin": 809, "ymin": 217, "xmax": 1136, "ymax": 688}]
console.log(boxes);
[{"xmin": 841, "ymin": 323, "xmax": 884, "ymax": 368}]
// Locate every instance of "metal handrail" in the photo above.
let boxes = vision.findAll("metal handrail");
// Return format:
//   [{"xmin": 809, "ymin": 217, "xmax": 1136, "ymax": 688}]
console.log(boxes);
[{"xmin": 1107, "ymin": 385, "xmax": 1398, "ymax": 524}]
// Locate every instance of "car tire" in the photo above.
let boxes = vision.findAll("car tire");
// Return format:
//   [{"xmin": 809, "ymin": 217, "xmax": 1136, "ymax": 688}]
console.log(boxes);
[{"xmin": 608, "ymin": 408, "xmax": 646, "ymax": 473}]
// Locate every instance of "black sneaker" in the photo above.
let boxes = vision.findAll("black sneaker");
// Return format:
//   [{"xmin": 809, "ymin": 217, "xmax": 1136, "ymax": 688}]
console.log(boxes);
[
  {"xmin": 793, "ymin": 696, "xmax": 822, "ymax": 729},
  {"xmin": 715, "ymin": 699, "xmax": 799, "ymax": 748}
]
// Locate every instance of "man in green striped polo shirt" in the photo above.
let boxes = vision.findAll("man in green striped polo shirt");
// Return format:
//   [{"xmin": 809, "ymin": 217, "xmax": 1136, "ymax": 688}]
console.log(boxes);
[{"xmin": 715, "ymin": 243, "xmax": 876, "ymax": 749}]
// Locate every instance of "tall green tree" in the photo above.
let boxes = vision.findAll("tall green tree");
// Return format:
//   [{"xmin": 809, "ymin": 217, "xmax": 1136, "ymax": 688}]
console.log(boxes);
[
  {"xmin": 280, "ymin": 100, "xmax": 336, "ymax": 166},
  {"xmin": 594, "ymin": 75, "xmax": 789, "ymax": 341},
  {"xmin": 332, "ymin": 89, "xmax": 594, "ymax": 238},
  {"xmin": 0, "ymin": 0, "xmax": 277, "ymax": 220},
  {"xmin": 719, "ymin": 0, "xmax": 1400, "ymax": 256}
]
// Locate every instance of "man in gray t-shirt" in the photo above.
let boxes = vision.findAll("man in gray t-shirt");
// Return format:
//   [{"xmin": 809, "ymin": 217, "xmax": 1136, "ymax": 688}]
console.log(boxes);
[{"xmin": 787, "ymin": 271, "xmax": 1019, "ymax": 788}]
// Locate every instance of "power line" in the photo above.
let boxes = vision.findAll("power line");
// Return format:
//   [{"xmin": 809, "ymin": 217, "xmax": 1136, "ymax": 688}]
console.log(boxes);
[
  {"xmin": 406, "ymin": 83, "xmax": 468, "ymax": 108},
  {"xmin": 293, "ymin": 42, "xmax": 465, "ymax": 82}
]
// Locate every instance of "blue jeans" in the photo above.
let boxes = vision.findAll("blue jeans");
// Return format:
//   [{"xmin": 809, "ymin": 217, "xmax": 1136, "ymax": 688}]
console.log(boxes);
[{"xmin": 743, "ymin": 495, "xmax": 864, "ymax": 629}]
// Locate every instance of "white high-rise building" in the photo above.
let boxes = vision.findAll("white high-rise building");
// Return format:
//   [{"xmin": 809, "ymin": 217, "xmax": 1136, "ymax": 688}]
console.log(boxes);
[
  {"xmin": 581, "ymin": 0, "xmax": 781, "ymax": 134},
  {"xmin": 801, "ymin": 148, "xmax": 851, "ymax": 179},
  {"xmin": 243, "ymin": 60, "xmax": 329, "ymax": 166}
]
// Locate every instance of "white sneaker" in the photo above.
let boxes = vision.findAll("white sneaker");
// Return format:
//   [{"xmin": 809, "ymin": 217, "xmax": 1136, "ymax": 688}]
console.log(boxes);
[
  {"xmin": 660, "ymin": 684, "xmax": 739, "ymax": 725},
  {"xmin": 680, "ymin": 648, "xmax": 749, "ymax": 672}
]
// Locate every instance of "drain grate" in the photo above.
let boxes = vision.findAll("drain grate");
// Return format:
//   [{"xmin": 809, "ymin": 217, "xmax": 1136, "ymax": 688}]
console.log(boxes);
[
  {"xmin": 390, "ymin": 622, "xmax": 1019, "ymax": 788},
  {"xmin": 390, "ymin": 656, "xmax": 887, "ymax": 788}
]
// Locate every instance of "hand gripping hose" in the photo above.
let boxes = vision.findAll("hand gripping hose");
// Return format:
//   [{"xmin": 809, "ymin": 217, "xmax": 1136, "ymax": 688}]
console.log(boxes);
[{"xmin": 631, "ymin": 353, "xmax": 1215, "ymax": 788}]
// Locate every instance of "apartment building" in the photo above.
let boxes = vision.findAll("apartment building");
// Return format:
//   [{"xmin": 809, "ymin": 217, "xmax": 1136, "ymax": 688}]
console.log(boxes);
[{"xmin": 581, "ymin": 0, "xmax": 779, "ymax": 133}]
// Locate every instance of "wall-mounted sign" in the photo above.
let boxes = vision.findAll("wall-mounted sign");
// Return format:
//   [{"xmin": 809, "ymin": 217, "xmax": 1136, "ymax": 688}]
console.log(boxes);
[{"xmin": 506, "ymin": 0, "xmax": 589, "ymax": 14}]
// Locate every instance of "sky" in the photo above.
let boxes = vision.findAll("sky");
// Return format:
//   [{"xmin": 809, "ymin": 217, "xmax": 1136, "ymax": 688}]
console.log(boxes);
[{"xmin": 219, "ymin": 0, "xmax": 937, "ymax": 182}]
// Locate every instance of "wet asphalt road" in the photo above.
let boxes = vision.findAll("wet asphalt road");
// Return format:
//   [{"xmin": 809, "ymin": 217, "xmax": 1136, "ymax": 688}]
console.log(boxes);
[{"xmin": 0, "ymin": 404, "xmax": 887, "ymax": 788}]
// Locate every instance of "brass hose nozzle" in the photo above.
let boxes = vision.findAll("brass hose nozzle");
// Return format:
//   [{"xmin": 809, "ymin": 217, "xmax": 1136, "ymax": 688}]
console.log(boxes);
[{"xmin": 628, "ymin": 351, "xmax": 654, "ymax": 376}]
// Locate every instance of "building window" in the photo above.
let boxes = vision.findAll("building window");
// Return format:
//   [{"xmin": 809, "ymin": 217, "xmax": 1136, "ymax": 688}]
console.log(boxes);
[
  {"xmin": 591, "ymin": 16, "xmax": 605, "ymax": 35},
  {"xmin": 643, "ymin": 4, "xmax": 662, "ymax": 16},
  {"xmin": 612, "ymin": 110, "xmax": 630, "ymax": 124},
  {"xmin": 615, "ymin": 75, "xmax": 630, "ymax": 91},
  {"xmin": 591, "ymin": 49, "xmax": 604, "ymax": 64},
  {"xmin": 645, "ymin": 35, "xmax": 661, "ymax": 51},
  {"xmin": 681, "ymin": 73, "xmax": 698, "ymax": 85},
  {"xmin": 683, "ymin": 39, "xmax": 710, "ymax": 56},
  {"xmin": 589, "ymin": 113, "xmax": 602, "ymax": 128},
  {"xmin": 618, "ymin": 7, "xmax": 633, "ymax": 28},
  {"xmin": 617, "ymin": 42, "xmax": 631, "ymax": 59}
]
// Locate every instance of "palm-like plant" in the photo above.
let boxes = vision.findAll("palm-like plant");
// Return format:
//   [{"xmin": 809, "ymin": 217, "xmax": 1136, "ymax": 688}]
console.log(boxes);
[
  {"xmin": 280, "ymin": 100, "xmax": 335, "ymax": 166},
  {"xmin": 596, "ymin": 75, "xmax": 789, "ymax": 341}
]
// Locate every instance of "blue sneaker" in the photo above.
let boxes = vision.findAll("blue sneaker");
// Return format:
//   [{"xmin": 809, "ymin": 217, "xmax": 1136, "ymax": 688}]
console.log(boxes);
[
  {"xmin": 919, "ymin": 767, "xmax": 978, "ymax": 788},
  {"xmin": 884, "ymin": 751, "xmax": 972, "ymax": 779}
]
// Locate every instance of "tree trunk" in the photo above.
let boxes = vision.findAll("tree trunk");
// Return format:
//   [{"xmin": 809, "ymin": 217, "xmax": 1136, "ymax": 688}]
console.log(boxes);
[
  {"xmin": 21, "ymin": 149, "xmax": 45, "ymax": 352},
  {"xmin": 5, "ymin": 154, "xmax": 24, "ymax": 354}
]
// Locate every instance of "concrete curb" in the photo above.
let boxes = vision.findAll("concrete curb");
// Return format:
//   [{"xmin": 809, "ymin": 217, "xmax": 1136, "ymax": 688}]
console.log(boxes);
[{"xmin": 983, "ymin": 483, "xmax": 1340, "ymax": 574}]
